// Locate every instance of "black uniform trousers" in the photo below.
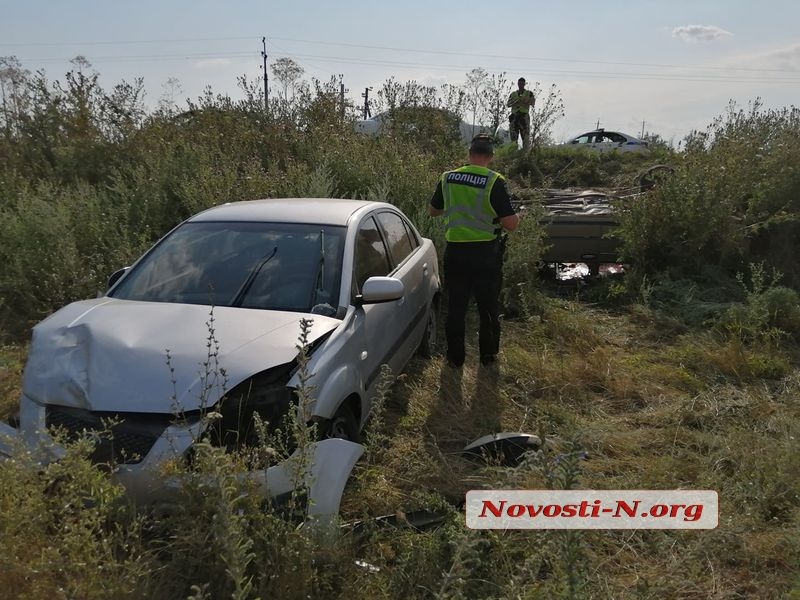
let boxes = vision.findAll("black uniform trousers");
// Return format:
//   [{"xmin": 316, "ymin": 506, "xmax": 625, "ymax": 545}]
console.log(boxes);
[{"xmin": 443, "ymin": 239, "xmax": 503, "ymax": 367}]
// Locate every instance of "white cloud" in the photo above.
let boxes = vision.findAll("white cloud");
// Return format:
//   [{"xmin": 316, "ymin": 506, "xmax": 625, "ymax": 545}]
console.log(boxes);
[
  {"xmin": 193, "ymin": 58, "xmax": 231, "ymax": 70},
  {"xmin": 672, "ymin": 25, "xmax": 732, "ymax": 43}
]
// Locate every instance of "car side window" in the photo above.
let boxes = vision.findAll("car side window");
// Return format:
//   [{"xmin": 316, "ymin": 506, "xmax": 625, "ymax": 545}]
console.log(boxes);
[
  {"xmin": 402, "ymin": 218, "xmax": 420, "ymax": 248},
  {"xmin": 354, "ymin": 216, "xmax": 391, "ymax": 291},
  {"xmin": 376, "ymin": 211, "xmax": 415, "ymax": 268},
  {"xmin": 607, "ymin": 132, "xmax": 626, "ymax": 143}
]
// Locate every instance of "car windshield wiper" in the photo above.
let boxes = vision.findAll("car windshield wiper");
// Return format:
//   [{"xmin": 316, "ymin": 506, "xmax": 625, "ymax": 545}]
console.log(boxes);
[{"xmin": 232, "ymin": 246, "xmax": 278, "ymax": 307}]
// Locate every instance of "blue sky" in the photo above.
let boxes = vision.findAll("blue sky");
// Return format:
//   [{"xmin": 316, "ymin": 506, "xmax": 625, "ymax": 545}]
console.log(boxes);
[{"xmin": 2, "ymin": 0, "xmax": 799, "ymax": 142}]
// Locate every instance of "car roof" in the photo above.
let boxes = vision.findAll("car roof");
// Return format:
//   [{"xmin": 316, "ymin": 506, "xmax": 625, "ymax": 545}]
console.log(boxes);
[
  {"xmin": 578, "ymin": 129, "xmax": 627, "ymax": 136},
  {"xmin": 188, "ymin": 198, "xmax": 392, "ymax": 226}
]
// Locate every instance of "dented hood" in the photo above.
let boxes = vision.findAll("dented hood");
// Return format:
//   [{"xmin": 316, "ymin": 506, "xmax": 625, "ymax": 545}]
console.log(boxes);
[{"xmin": 22, "ymin": 298, "xmax": 340, "ymax": 413}]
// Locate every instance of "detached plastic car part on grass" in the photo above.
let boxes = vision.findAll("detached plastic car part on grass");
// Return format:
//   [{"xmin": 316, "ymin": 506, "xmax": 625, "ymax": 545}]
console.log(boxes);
[{"xmin": 0, "ymin": 198, "xmax": 441, "ymax": 521}]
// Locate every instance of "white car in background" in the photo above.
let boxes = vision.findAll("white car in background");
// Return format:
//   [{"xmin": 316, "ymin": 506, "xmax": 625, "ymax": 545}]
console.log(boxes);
[{"xmin": 558, "ymin": 129, "xmax": 650, "ymax": 154}]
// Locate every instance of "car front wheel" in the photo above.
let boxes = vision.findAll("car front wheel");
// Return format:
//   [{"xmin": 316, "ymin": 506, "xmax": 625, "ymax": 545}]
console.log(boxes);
[{"xmin": 318, "ymin": 402, "xmax": 361, "ymax": 443}]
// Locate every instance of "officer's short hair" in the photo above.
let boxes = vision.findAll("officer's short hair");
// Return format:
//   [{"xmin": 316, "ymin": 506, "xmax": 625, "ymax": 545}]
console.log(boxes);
[
  {"xmin": 469, "ymin": 134, "xmax": 494, "ymax": 156},
  {"xmin": 518, "ymin": 77, "xmax": 526, "ymax": 84}
]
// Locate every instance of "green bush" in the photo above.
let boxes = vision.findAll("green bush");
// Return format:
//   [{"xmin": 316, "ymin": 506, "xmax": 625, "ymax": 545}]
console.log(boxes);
[{"xmin": 616, "ymin": 102, "xmax": 800, "ymax": 289}]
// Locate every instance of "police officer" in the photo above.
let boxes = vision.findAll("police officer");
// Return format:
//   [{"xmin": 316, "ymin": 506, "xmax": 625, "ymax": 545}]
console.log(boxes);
[
  {"xmin": 507, "ymin": 77, "xmax": 535, "ymax": 149},
  {"xmin": 429, "ymin": 134, "xmax": 520, "ymax": 368}
]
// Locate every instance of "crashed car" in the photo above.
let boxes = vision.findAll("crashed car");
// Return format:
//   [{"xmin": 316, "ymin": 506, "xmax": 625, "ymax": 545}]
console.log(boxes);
[
  {"xmin": 539, "ymin": 188, "xmax": 624, "ymax": 275},
  {"xmin": 0, "ymin": 198, "xmax": 441, "ymax": 518}
]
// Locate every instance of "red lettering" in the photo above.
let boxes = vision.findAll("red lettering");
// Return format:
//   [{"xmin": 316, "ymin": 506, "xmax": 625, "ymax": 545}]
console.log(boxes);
[
  {"xmin": 561, "ymin": 504, "xmax": 578, "ymax": 517},
  {"xmin": 684, "ymin": 505, "xmax": 703, "ymax": 521},
  {"xmin": 614, "ymin": 500, "xmax": 640, "ymax": 518},
  {"xmin": 479, "ymin": 500, "xmax": 505, "ymax": 518},
  {"xmin": 543, "ymin": 505, "xmax": 561, "ymax": 517},
  {"xmin": 507, "ymin": 504, "xmax": 525, "ymax": 518},
  {"xmin": 650, "ymin": 504, "xmax": 668, "ymax": 517},
  {"xmin": 526, "ymin": 504, "xmax": 544, "ymax": 517}
]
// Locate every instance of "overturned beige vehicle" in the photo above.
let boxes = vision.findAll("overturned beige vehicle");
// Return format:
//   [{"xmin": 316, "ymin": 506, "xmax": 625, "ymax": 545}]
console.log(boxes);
[
  {"xmin": 0, "ymin": 198, "xmax": 441, "ymax": 519},
  {"xmin": 538, "ymin": 189, "xmax": 625, "ymax": 276}
]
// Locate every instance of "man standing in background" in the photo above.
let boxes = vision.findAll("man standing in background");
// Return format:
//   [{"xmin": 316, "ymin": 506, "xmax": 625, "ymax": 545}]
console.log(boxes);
[{"xmin": 507, "ymin": 77, "xmax": 535, "ymax": 149}]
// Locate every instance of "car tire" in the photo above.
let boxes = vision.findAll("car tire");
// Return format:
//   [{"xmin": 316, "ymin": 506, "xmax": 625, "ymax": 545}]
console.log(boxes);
[
  {"xmin": 417, "ymin": 302, "xmax": 439, "ymax": 358},
  {"xmin": 319, "ymin": 402, "xmax": 361, "ymax": 444}
]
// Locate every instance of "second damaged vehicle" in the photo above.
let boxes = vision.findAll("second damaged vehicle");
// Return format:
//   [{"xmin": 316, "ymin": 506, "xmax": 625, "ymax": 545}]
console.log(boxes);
[{"xmin": 0, "ymin": 198, "xmax": 441, "ymax": 517}]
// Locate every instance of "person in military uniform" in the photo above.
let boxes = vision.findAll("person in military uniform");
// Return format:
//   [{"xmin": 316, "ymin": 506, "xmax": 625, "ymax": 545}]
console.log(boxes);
[
  {"xmin": 507, "ymin": 77, "xmax": 535, "ymax": 149},
  {"xmin": 428, "ymin": 134, "xmax": 520, "ymax": 368}
]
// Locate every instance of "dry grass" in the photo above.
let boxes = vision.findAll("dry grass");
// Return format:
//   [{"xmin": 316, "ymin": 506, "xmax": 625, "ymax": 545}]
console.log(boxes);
[
  {"xmin": 342, "ymin": 298, "xmax": 800, "ymax": 598},
  {"xmin": 0, "ymin": 346, "xmax": 25, "ymax": 418},
  {"xmin": 1, "ymin": 298, "xmax": 798, "ymax": 599}
]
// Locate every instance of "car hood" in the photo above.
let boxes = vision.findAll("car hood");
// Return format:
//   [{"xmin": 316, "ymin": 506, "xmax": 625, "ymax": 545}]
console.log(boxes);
[{"xmin": 22, "ymin": 298, "xmax": 340, "ymax": 414}]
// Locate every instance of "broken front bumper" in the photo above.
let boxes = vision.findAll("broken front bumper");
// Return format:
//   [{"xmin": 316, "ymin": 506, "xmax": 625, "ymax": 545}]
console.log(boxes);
[{"xmin": 0, "ymin": 396, "xmax": 363, "ymax": 522}]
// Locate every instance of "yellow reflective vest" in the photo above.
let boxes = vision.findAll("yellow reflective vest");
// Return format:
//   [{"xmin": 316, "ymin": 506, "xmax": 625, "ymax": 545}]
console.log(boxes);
[
  {"xmin": 441, "ymin": 165, "xmax": 502, "ymax": 242},
  {"xmin": 508, "ymin": 89, "xmax": 534, "ymax": 115}
]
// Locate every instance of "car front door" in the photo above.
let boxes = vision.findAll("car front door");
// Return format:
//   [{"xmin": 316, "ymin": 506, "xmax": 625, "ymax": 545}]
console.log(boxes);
[
  {"xmin": 375, "ymin": 210, "xmax": 427, "ymax": 365},
  {"xmin": 350, "ymin": 215, "xmax": 404, "ymax": 396}
]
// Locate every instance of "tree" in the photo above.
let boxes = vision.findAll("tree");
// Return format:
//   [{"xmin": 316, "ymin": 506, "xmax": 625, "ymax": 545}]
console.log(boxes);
[
  {"xmin": 157, "ymin": 77, "xmax": 183, "ymax": 115},
  {"xmin": 439, "ymin": 83, "xmax": 465, "ymax": 121},
  {"xmin": 60, "ymin": 55, "xmax": 101, "ymax": 141},
  {"xmin": 375, "ymin": 77, "xmax": 437, "ymax": 114},
  {"xmin": 270, "ymin": 57, "xmax": 304, "ymax": 112},
  {"xmin": 483, "ymin": 71, "xmax": 511, "ymax": 135},
  {"xmin": 0, "ymin": 56, "xmax": 31, "ymax": 134},
  {"xmin": 528, "ymin": 82, "xmax": 565, "ymax": 148},
  {"xmin": 464, "ymin": 68, "xmax": 488, "ymax": 131},
  {"xmin": 102, "ymin": 78, "xmax": 145, "ymax": 142}
]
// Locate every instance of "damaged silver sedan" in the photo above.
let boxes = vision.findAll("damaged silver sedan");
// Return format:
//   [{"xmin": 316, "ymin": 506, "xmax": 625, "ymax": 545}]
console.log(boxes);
[{"xmin": 0, "ymin": 198, "xmax": 441, "ymax": 519}]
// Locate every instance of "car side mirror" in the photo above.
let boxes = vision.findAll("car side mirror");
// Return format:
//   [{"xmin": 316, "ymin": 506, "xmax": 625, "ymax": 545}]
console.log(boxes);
[
  {"xmin": 107, "ymin": 267, "xmax": 130, "ymax": 291},
  {"xmin": 355, "ymin": 276, "xmax": 404, "ymax": 305}
]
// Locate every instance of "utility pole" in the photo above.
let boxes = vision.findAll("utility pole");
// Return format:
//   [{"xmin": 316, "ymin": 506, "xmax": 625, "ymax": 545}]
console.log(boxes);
[
  {"xmin": 261, "ymin": 37, "xmax": 269, "ymax": 113},
  {"xmin": 0, "ymin": 78, "xmax": 8, "ymax": 135},
  {"xmin": 338, "ymin": 74, "xmax": 348, "ymax": 120},
  {"xmin": 595, "ymin": 119, "xmax": 601, "ymax": 130},
  {"xmin": 640, "ymin": 120, "xmax": 646, "ymax": 138},
  {"xmin": 361, "ymin": 87, "xmax": 372, "ymax": 119}
]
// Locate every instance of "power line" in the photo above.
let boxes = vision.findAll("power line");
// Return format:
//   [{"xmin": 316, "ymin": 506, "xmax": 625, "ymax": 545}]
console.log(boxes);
[
  {"xmin": 267, "ymin": 39, "xmax": 338, "ymax": 80},
  {"xmin": 5, "ymin": 32, "xmax": 797, "ymax": 76},
  {"xmin": 17, "ymin": 48, "xmax": 800, "ymax": 86},
  {"xmin": 19, "ymin": 51, "xmax": 257, "ymax": 63},
  {"xmin": 267, "ymin": 35, "xmax": 800, "ymax": 75},
  {"xmin": 0, "ymin": 36, "xmax": 257, "ymax": 47},
  {"xmin": 11, "ymin": 44, "xmax": 800, "ymax": 86},
  {"xmin": 273, "ymin": 51, "xmax": 800, "ymax": 85}
]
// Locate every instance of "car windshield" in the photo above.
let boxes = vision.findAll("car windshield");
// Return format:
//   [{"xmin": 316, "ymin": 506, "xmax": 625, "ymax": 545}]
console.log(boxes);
[{"xmin": 110, "ymin": 221, "xmax": 346, "ymax": 313}]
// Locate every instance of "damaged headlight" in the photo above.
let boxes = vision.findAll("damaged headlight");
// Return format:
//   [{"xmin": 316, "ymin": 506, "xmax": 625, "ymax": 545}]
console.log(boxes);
[{"xmin": 205, "ymin": 362, "xmax": 296, "ymax": 451}]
